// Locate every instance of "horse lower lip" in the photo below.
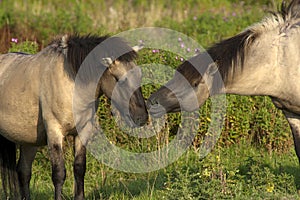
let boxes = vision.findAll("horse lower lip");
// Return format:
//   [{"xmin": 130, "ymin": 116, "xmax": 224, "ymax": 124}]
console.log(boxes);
[
  {"xmin": 151, "ymin": 103, "xmax": 165, "ymax": 109},
  {"xmin": 149, "ymin": 105, "xmax": 163, "ymax": 112}
]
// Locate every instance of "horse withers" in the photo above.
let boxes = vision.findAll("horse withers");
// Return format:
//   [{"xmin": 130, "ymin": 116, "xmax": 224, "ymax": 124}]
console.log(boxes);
[
  {"xmin": 148, "ymin": 0, "xmax": 300, "ymax": 162},
  {"xmin": 0, "ymin": 34, "xmax": 148, "ymax": 199}
]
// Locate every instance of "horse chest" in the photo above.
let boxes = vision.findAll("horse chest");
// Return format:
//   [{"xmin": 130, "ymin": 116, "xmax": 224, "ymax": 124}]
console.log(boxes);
[{"xmin": 271, "ymin": 97, "xmax": 300, "ymax": 115}]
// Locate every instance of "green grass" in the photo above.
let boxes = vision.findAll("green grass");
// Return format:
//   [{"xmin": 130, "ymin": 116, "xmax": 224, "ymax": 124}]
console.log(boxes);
[
  {"xmin": 27, "ymin": 142, "xmax": 300, "ymax": 199},
  {"xmin": 1, "ymin": 0, "xmax": 299, "ymax": 199}
]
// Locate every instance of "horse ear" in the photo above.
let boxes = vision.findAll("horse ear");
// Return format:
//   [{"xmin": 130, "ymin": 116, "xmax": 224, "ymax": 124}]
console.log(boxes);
[
  {"xmin": 207, "ymin": 62, "xmax": 218, "ymax": 76},
  {"xmin": 132, "ymin": 44, "xmax": 144, "ymax": 52},
  {"xmin": 61, "ymin": 34, "xmax": 69, "ymax": 48},
  {"xmin": 102, "ymin": 57, "xmax": 114, "ymax": 67}
]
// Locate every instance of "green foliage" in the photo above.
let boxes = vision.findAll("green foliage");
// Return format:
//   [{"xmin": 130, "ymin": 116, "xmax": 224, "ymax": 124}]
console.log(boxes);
[
  {"xmin": 160, "ymin": 144, "xmax": 299, "ymax": 200},
  {"xmin": 8, "ymin": 40, "xmax": 39, "ymax": 54},
  {"xmin": 156, "ymin": 10, "xmax": 262, "ymax": 48},
  {"xmin": 220, "ymin": 96, "xmax": 292, "ymax": 153}
]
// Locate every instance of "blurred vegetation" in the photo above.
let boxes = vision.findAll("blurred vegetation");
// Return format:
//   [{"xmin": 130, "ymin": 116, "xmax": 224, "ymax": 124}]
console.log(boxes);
[{"xmin": 1, "ymin": 0, "xmax": 298, "ymax": 199}]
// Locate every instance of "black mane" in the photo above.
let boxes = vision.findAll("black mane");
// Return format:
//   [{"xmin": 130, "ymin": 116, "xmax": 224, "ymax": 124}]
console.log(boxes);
[
  {"xmin": 50, "ymin": 34, "xmax": 137, "ymax": 74},
  {"xmin": 207, "ymin": 29, "xmax": 257, "ymax": 81},
  {"xmin": 177, "ymin": 29, "xmax": 257, "ymax": 86}
]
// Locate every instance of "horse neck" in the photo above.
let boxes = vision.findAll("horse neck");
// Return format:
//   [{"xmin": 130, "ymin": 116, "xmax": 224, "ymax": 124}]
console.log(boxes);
[
  {"xmin": 224, "ymin": 61, "xmax": 284, "ymax": 97},
  {"xmin": 221, "ymin": 37, "xmax": 282, "ymax": 96}
]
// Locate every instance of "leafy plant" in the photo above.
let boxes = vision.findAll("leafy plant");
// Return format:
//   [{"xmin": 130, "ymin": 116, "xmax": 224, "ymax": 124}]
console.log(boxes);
[{"xmin": 8, "ymin": 39, "xmax": 39, "ymax": 54}]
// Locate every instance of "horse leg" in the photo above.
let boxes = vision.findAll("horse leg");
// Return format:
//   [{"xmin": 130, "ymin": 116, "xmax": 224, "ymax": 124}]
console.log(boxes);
[
  {"xmin": 17, "ymin": 145, "xmax": 38, "ymax": 200},
  {"xmin": 74, "ymin": 136, "xmax": 86, "ymax": 200},
  {"xmin": 0, "ymin": 134, "xmax": 19, "ymax": 199},
  {"xmin": 47, "ymin": 132, "xmax": 66, "ymax": 200},
  {"xmin": 283, "ymin": 110, "xmax": 300, "ymax": 163}
]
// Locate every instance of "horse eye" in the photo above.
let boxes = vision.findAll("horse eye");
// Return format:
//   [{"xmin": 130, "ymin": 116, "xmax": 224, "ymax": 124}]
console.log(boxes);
[{"xmin": 192, "ymin": 80, "xmax": 201, "ymax": 88}]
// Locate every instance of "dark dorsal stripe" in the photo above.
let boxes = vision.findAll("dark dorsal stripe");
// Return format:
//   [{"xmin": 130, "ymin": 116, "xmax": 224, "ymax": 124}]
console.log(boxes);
[{"xmin": 9, "ymin": 52, "xmax": 31, "ymax": 55}]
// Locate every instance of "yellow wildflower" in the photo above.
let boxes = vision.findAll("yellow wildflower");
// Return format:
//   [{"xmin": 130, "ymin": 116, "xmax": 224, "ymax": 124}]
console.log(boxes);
[{"xmin": 266, "ymin": 183, "xmax": 274, "ymax": 193}]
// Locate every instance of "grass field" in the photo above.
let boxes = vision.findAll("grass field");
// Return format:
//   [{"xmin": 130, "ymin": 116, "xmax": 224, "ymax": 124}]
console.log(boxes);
[{"xmin": 1, "ymin": 0, "xmax": 300, "ymax": 199}]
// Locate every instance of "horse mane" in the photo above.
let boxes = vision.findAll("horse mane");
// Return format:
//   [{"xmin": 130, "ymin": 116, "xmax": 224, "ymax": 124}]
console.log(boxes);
[
  {"xmin": 203, "ymin": 0, "xmax": 300, "ymax": 81},
  {"xmin": 276, "ymin": 0, "xmax": 300, "ymax": 20},
  {"xmin": 206, "ymin": 30, "xmax": 257, "ymax": 81},
  {"xmin": 49, "ymin": 34, "xmax": 137, "ymax": 74},
  {"xmin": 176, "ymin": 24, "xmax": 258, "ymax": 86}
]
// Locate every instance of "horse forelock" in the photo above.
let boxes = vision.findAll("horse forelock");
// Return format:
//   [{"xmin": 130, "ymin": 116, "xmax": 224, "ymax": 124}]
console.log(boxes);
[{"xmin": 48, "ymin": 34, "xmax": 137, "ymax": 75}]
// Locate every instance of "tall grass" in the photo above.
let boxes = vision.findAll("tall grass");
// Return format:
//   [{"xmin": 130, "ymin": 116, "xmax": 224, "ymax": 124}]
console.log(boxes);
[{"xmin": 0, "ymin": 0, "xmax": 281, "ymax": 50}]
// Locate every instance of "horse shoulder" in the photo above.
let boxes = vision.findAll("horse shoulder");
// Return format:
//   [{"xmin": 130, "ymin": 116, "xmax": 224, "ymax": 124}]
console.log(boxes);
[{"xmin": 39, "ymin": 54, "xmax": 76, "ymax": 135}]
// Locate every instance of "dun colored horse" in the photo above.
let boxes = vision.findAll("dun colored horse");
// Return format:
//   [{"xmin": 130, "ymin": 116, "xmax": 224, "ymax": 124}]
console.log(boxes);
[{"xmin": 0, "ymin": 34, "xmax": 148, "ymax": 199}]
